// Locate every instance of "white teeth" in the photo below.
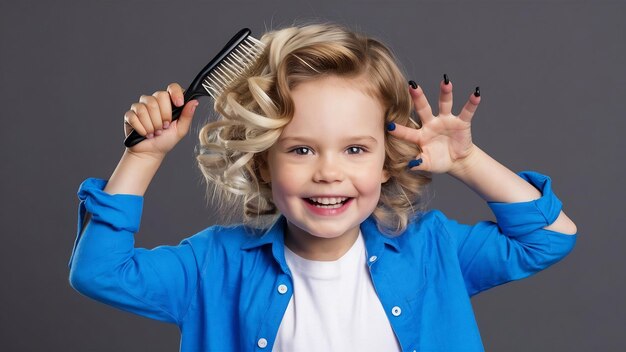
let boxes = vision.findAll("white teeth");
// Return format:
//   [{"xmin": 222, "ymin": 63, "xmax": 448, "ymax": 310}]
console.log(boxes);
[
  {"xmin": 315, "ymin": 203, "xmax": 342, "ymax": 209},
  {"xmin": 309, "ymin": 197, "xmax": 348, "ymax": 205}
]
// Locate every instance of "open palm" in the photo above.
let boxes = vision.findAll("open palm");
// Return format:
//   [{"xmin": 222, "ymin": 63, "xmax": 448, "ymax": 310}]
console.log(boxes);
[{"xmin": 389, "ymin": 79, "xmax": 481, "ymax": 174}]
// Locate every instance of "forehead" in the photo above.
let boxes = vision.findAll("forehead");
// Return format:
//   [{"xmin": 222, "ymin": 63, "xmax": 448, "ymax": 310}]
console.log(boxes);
[
  {"xmin": 292, "ymin": 74, "xmax": 383, "ymax": 106},
  {"xmin": 284, "ymin": 75, "xmax": 385, "ymax": 136}
]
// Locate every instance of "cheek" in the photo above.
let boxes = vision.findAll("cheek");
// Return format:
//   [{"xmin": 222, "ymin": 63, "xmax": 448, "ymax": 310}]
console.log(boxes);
[
  {"xmin": 359, "ymin": 159, "xmax": 388, "ymax": 191},
  {"xmin": 271, "ymin": 166, "xmax": 304, "ymax": 193},
  {"xmin": 361, "ymin": 162, "xmax": 388, "ymax": 202},
  {"xmin": 353, "ymin": 172, "xmax": 384, "ymax": 198},
  {"xmin": 269, "ymin": 168, "xmax": 307, "ymax": 211}
]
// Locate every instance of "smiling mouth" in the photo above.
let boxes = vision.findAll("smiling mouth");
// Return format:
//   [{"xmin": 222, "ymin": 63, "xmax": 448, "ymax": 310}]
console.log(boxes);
[{"xmin": 305, "ymin": 197, "xmax": 351, "ymax": 209}]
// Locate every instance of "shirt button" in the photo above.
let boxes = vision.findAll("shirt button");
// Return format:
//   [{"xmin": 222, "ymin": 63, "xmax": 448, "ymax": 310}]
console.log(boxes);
[
  {"xmin": 369, "ymin": 255, "xmax": 378, "ymax": 263},
  {"xmin": 391, "ymin": 306, "xmax": 402, "ymax": 316},
  {"xmin": 257, "ymin": 338, "xmax": 268, "ymax": 348},
  {"xmin": 277, "ymin": 284, "xmax": 288, "ymax": 294}
]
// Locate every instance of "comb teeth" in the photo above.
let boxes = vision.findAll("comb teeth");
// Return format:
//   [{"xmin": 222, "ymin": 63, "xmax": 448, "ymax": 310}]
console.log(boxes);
[{"xmin": 202, "ymin": 36, "xmax": 265, "ymax": 99}]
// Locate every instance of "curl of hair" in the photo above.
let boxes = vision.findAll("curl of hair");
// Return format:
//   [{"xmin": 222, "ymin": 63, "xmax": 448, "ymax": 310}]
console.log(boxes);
[{"xmin": 196, "ymin": 22, "xmax": 431, "ymax": 234}]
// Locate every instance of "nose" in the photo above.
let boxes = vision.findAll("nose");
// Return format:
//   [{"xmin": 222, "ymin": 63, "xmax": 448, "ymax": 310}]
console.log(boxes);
[{"xmin": 312, "ymin": 155, "xmax": 344, "ymax": 183}]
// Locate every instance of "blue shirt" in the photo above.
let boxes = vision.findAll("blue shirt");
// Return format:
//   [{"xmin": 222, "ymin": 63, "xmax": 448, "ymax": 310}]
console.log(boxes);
[{"xmin": 68, "ymin": 171, "xmax": 576, "ymax": 351}]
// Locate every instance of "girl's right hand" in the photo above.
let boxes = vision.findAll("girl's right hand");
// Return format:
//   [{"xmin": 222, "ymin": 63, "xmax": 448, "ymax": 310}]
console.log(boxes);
[{"xmin": 123, "ymin": 82, "xmax": 199, "ymax": 159}]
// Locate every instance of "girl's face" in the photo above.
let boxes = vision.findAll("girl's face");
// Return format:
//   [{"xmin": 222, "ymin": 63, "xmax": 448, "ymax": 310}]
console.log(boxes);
[{"xmin": 263, "ymin": 75, "xmax": 389, "ymax": 256}]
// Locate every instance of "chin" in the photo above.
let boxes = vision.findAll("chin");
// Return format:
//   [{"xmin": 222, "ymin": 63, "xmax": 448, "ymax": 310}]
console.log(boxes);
[{"xmin": 294, "ymin": 219, "xmax": 359, "ymax": 239}]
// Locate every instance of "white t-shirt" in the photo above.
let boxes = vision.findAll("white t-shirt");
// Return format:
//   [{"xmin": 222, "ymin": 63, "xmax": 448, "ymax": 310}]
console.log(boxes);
[{"xmin": 273, "ymin": 233, "xmax": 401, "ymax": 351}]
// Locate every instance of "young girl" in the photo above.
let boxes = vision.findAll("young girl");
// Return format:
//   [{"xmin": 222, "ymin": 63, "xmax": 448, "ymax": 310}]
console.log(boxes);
[{"xmin": 68, "ymin": 23, "xmax": 577, "ymax": 351}]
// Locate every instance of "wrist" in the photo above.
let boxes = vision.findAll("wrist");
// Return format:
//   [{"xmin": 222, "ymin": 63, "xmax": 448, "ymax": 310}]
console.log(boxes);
[
  {"xmin": 125, "ymin": 149, "xmax": 166, "ymax": 165},
  {"xmin": 104, "ymin": 151, "xmax": 165, "ymax": 196},
  {"xmin": 448, "ymin": 144, "xmax": 483, "ymax": 180}
]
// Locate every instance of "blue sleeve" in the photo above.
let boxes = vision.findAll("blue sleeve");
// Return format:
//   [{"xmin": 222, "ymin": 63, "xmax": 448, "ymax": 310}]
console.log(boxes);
[
  {"xmin": 441, "ymin": 171, "xmax": 577, "ymax": 296},
  {"xmin": 68, "ymin": 178, "xmax": 199, "ymax": 325}
]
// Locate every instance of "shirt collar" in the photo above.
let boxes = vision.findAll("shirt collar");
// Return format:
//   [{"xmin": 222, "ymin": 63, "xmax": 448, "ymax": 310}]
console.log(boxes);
[
  {"xmin": 241, "ymin": 216, "xmax": 286, "ymax": 250},
  {"xmin": 360, "ymin": 216, "xmax": 401, "ymax": 253},
  {"xmin": 241, "ymin": 216, "xmax": 290, "ymax": 274}
]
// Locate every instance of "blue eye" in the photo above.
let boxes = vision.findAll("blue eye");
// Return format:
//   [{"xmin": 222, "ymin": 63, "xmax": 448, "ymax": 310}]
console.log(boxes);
[
  {"xmin": 292, "ymin": 147, "xmax": 312, "ymax": 155},
  {"xmin": 346, "ymin": 146, "xmax": 365, "ymax": 154}
]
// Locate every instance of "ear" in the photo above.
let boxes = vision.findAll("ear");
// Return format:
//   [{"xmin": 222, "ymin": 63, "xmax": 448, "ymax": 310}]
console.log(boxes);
[{"xmin": 381, "ymin": 169, "xmax": 391, "ymax": 183}]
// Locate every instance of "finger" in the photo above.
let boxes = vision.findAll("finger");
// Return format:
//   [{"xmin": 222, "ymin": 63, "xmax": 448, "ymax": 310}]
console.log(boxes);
[
  {"xmin": 387, "ymin": 121, "xmax": 422, "ymax": 146},
  {"xmin": 124, "ymin": 111, "xmax": 147, "ymax": 136},
  {"xmin": 438, "ymin": 74, "xmax": 453, "ymax": 116},
  {"xmin": 458, "ymin": 87, "xmax": 481, "ymax": 123},
  {"xmin": 139, "ymin": 95, "xmax": 164, "ymax": 132},
  {"xmin": 153, "ymin": 90, "xmax": 173, "ymax": 129},
  {"xmin": 407, "ymin": 157, "xmax": 425, "ymax": 170},
  {"xmin": 130, "ymin": 102, "xmax": 155, "ymax": 137},
  {"xmin": 409, "ymin": 84, "xmax": 434, "ymax": 124},
  {"xmin": 176, "ymin": 100, "xmax": 199, "ymax": 137},
  {"xmin": 167, "ymin": 82, "xmax": 185, "ymax": 107}
]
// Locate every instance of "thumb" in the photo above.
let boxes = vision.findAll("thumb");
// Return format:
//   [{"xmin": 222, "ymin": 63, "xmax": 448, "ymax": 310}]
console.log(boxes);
[
  {"xmin": 176, "ymin": 100, "xmax": 199, "ymax": 137},
  {"xmin": 407, "ymin": 157, "xmax": 424, "ymax": 170}
]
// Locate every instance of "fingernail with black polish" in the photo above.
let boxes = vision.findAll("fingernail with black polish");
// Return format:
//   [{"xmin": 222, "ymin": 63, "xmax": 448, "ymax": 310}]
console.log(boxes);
[
  {"xmin": 387, "ymin": 122, "xmax": 396, "ymax": 131},
  {"xmin": 408, "ymin": 158, "xmax": 423, "ymax": 168},
  {"xmin": 474, "ymin": 87, "xmax": 480, "ymax": 97},
  {"xmin": 408, "ymin": 80, "xmax": 418, "ymax": 89},
  {"xmin": 444, "ymin": 74, "xmax": 450, "ymax": 85}
]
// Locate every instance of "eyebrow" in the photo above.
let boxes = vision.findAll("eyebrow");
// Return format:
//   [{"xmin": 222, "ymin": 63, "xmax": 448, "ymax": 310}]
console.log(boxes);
[{"xmin": 278, "ymin": 135, "xmax": 379, "ymax": 145}]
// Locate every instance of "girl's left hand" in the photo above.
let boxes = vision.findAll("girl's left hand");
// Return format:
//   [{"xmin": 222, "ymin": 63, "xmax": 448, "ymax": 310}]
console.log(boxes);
[{"xmin": 388, "ymin": 77, "xmax": 481, "ymax": 175}]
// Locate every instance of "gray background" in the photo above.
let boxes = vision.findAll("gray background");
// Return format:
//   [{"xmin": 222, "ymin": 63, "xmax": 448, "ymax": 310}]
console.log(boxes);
[{"xmin": 1, "ymin": 0, "xmax": 624, "ymax": 351}]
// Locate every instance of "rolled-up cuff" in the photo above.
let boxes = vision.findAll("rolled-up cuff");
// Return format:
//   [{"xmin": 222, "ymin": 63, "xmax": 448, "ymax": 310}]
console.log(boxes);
[
  {"xmin": 487, "ymin": 171, "xmax": 563, "ymax": 236},
  {"xmin": 68, "ymin": 178, "xmax": 143, "ymax": 268},
  {"xmin": 77, "ymin": 178, "xmax": 144, "ymax": 232}
]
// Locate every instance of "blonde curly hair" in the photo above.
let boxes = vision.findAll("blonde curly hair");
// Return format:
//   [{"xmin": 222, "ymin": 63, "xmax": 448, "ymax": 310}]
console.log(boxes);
[{"xmin": 196, "ymin": 22, "xmax": 431, "ymax": 234}]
